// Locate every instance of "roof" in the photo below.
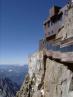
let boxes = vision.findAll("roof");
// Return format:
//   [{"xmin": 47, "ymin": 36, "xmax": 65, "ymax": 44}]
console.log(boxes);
[{"xmin": 43, "ymin": 5, "xmax": 61, "ymax": 25}]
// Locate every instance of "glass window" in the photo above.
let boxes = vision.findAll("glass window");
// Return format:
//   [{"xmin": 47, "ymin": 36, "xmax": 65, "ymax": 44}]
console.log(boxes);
[
  {"xmin": 48, "ymin": 21, "xmax": 50, "ymax": 27},
  {"xmin": 61, "ymin": 44, "xmax": 73, "ymax": 52}
]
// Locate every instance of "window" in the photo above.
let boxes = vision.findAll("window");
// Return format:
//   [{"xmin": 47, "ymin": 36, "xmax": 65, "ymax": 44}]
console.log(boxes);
[
  {"xmin": 64, "ymin": 10, "xmax": 68, "ymax": 16},
  {"xmin": 44, "ymin": 23, "xmax": 46, "ymax": 28},
  {"xmin": 48, "ymin": 32, "xmax": 50, "ymax": 35},
  {"xmin": 51, "ymin": 21, "xmax": 53, "ymax": 26},
  {"xmin": 52, "ymin": 31, "xmax": 53, "ymax": 34},
  {"xmin": 59, "ymin": 15, "xmax": 62, "ymax": 21},
  {"xmin": 48, "ymin": 21, "xmax": 50, "ymax": 27}
]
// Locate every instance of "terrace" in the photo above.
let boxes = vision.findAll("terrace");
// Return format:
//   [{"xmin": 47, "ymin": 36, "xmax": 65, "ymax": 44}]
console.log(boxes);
[{"xmin": 39, "ymin": 38, "xmax": 73, "ymax": 63}]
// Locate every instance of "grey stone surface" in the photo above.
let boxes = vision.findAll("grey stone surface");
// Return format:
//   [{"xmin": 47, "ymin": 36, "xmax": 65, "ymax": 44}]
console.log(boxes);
[{"xmin": 44, "ymin": 59, "xmax": 73, "ymax": 97}]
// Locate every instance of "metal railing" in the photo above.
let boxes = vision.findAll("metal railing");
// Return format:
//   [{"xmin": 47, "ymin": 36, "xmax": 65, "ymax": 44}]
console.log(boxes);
[
  {"xmin": 45, "ymin": 42, "xmax": 73, "ymax": 52},
  {"xmin": 60, "ymin": 45, "xmax": 73, "ymax": 52},
  {"xmin": 39, "ymin": 38, "xmax": 73, "ymax": 53}
]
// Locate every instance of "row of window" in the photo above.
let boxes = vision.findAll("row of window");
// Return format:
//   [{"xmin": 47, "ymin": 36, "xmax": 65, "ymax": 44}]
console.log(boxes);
[
  {"xmin": 46, "ymin": 42, "xmax": 73, "ymax": 52},
  {"xmin": 48, "ymin": 31, "xmax": 54, "ymax": 36},
  {"xmin": 44, "ymin": 13, "xmax": 63, "ymax": 28}
]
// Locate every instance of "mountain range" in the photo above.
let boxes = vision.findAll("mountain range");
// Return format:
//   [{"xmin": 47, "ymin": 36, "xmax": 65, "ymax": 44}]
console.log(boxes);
[
  {"xmin": 0, "ymin": 65, "xmax": 28, "ymax": 86},
  {"xmin": 0, "ymin": 77, "xmax": 19, "ymax": 97},
  {"xmin": 0, "ymin": 64, "xmax": 28, "ymax": 97}
]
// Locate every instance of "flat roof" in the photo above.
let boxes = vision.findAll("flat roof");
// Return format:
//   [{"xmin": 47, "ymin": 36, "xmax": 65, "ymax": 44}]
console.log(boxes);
[{"xmin": 43, "ymin": 5, "xmax": 61, "ymax": 25}]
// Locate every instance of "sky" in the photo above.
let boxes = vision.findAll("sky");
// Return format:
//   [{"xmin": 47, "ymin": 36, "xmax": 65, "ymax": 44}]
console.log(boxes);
[{"xmin": 0, "ymin": 0, "xmax": 67, "ymax": 65}]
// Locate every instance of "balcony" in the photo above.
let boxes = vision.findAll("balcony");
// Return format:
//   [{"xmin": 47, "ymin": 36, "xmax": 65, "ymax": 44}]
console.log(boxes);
[
  {"xmin": 45, "ymin": 41, "xmax": 73, "ymax": 63},
  {"xmin": 60, "ymin": 45, "xmax": 73, "ymax": 52},
  {"xmin": 61, "ymin": 37, "xmax": 73, "ymax": 47},
  {"xmin": 45, "ymin": 15, "xmax": 64, "ymax": 39},
  {"xmin": 39, "ymin": 37, "xmax": 73, "ymax": 63}
]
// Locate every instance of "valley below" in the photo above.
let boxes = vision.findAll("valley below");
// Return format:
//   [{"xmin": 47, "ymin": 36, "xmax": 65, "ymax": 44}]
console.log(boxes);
[{"xmin": 0, "ymin": 64, "xmax": 28, "ymax": 97}]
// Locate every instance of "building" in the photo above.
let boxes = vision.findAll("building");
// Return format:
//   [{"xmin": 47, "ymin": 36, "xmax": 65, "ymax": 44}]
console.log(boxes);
[{"xmin": 39, "ymin": 3, "xmax": 73, "ymax": 63}]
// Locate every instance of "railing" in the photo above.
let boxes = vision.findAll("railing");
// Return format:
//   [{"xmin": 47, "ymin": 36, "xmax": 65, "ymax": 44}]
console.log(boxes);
[
  {"xmin": 39, "ymin": 39, "xmax": 73, "ymax": 62},
  {"xmin": 60, "ymin": 45, "xmax": 73, "ymax": 52},
  {"xmin": 45, "ymin": 42, "xmax": 60, "ymax": 51},
  {"xmin": 45, "ymin": 42, "xmax": 73, "ymax": 52},
  {"xmin": 45, "ymin": 42, "xmax": 53, "ymax": 50},
  {"xmin": 39, "ymin": 38, "xmax": 73, "ymax": 53},
  {"xmin": 52, "ymin": 45, "xmax": 60, "ymax": 51}
]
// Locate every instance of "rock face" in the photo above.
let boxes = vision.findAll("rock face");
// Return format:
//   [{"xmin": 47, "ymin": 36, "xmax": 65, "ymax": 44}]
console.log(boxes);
[
  {"xmin": 16, "ymin": 51, "xmax": 73, "ymax": 97},
  {"xmin": 44, "ymin": 59, "xmax": 73, "ymax": 97},
  {"xmin": 16, "ymin": 51, "xmax": 45, "ymax": 97}
]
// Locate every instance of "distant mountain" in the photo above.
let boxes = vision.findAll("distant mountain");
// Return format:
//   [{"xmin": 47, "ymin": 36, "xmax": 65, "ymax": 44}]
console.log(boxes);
[
  {"xmin": 0, "ymin": 65, "xmax": 28, "ymax": 86},
  {"xmin": 0, "ymin": 77, "xmax": 19, "ymax": 97}
]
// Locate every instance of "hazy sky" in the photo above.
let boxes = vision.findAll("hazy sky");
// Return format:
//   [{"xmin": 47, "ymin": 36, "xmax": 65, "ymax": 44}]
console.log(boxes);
[{"xmin": 0, "ymin": 0, "xmax": 67, "ymax": 65}]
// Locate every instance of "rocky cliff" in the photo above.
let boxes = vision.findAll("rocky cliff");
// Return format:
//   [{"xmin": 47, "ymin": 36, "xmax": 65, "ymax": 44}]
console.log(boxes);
[
  {"xmin": 16, "ymin": 51, "xmax": 73, "ymax": 97},
  {"xmin": 16, "ymin": 5, "xmax": 73, "ymax": 97}
]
